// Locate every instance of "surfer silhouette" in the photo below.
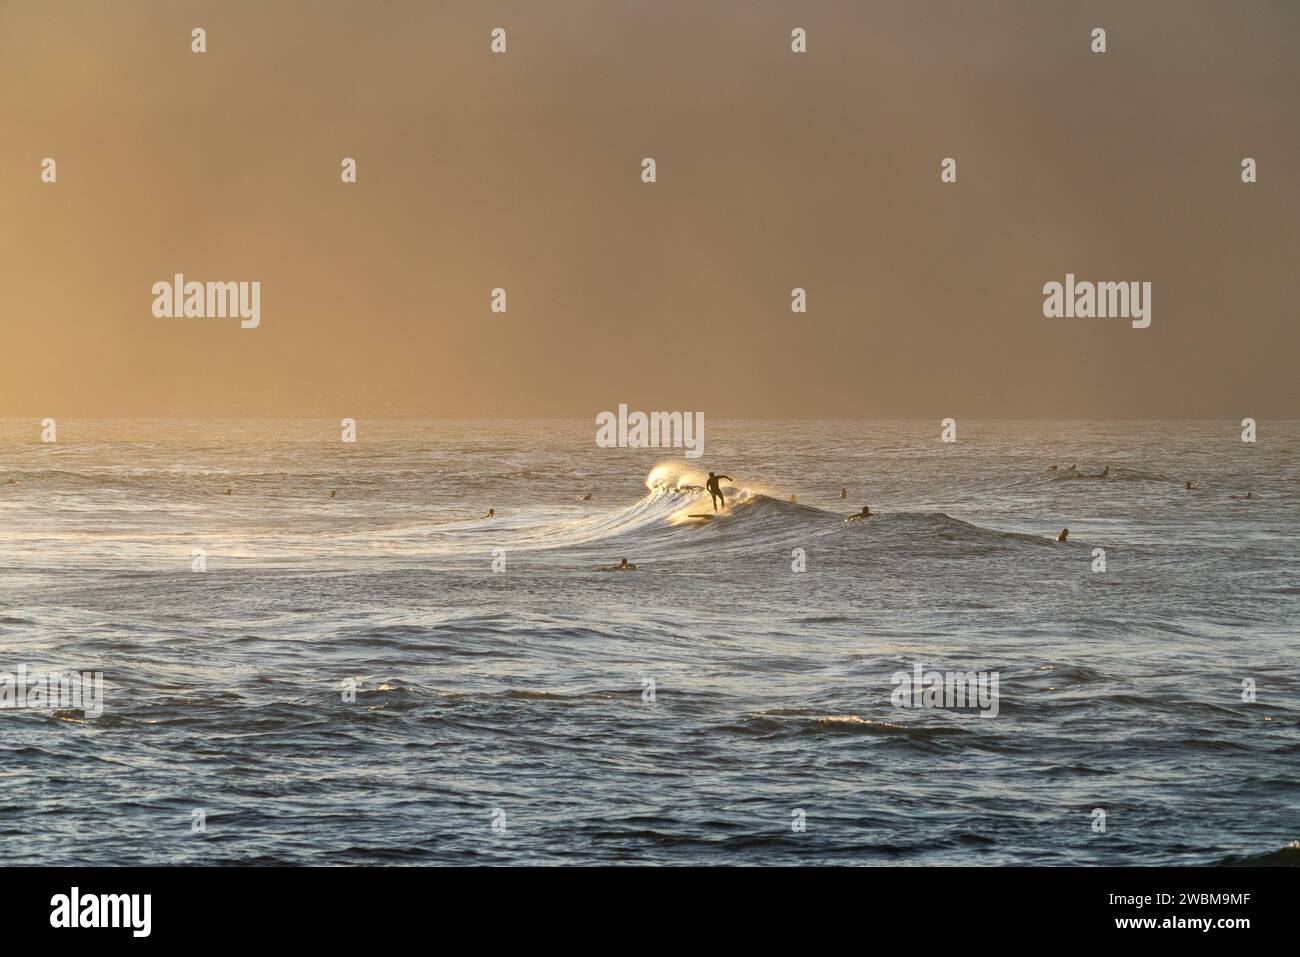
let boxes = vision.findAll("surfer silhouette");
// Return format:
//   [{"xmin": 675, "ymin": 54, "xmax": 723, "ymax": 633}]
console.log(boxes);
[
  {"xmin": 705, "ymin": 472, "xmax": 731, "ymax": 512},
  {"xmin": 1057, "ymin": 528, "xmax": 1069, "ymax": 542},
  {"xmin": 846, "ymin": 505, "xmax": 873, "ymax": 522},
  {"xmin": 482, "ymin": 508, "xmax": 495, "ymax": 519}
]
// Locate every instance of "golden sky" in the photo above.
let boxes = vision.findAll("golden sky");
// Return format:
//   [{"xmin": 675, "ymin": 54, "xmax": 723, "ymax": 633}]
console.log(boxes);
[{"xmin": 2, "ymin": 0, "xmax": 1297, "ymax": 418}]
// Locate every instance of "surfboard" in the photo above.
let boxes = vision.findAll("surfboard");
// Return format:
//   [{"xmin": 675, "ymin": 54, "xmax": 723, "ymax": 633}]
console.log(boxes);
[{"xmin": 686, "ymin": 513, "xmax": 715, "ymax": 520}]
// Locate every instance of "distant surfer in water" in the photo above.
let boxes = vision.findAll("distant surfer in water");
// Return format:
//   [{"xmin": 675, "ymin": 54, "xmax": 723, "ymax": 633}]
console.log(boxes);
[
  {"xmin": 1185, "ymin": 481, "xmax": 1200, "ymax": 490},
  {"xmin": 840, "ymin": 487, "xmax": 847, "ymax": 498},
  {"xmin": 330, "ymin": 490, "xmax": 337, "ymax": 498},
  {"xmin": 1057, "ymin": 528, "xmax": 1069, "ymax": 542},
  {"xmin": 705, "ymin": 472, "xmax": 731, "ymax": 512},
  {"xmin": 846, "ymin": 505, "xmax": 873, "ymax": 522},
  {"xmin": 602, "ymin": 558, "xmax": 637, "ymax": 571},
  {"xmin": 788, "ymin": 494, "xmax": 797, "ymax": 504},
  {"xmin": 579, "ymin": 493, "xmax": 592, "ymax": 501},
  {"xmin": 482, "ymin": 508, "xmax": 495, "ymax": 519}
]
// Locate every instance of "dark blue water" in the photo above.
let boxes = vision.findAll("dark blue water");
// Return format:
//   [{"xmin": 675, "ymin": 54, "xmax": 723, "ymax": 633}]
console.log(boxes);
[{"xmin": 1, "ymin": 419, "xmax": 1297, "ymax": 864}]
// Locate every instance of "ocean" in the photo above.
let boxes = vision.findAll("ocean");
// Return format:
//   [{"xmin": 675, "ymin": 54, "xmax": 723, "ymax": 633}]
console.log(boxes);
[{"xmin": 1, "ymin": 418, "xmax": 1296, "ymax": 865}]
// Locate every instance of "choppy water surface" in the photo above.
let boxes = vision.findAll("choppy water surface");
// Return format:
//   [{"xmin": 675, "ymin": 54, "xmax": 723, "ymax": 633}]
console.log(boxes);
[{"xmin": 1, "ymin": 419, "xmax": 1297, "ymax": 865}]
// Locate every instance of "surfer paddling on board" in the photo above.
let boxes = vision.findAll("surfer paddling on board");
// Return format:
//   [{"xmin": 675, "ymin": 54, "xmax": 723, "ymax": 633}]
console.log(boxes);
[{"xmin": 705, "ymin": 472, "xmax": 731, "ymax": 512}]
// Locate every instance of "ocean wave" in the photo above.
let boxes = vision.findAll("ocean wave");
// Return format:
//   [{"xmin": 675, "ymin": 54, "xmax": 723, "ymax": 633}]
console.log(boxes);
[
  {"xmin": 1039, "ymin": 466, "xmax": 1173, "ymax": 483},
  {"xmin": 728, "ymin": 709, "xmax": 975, "ymax": 741},
  {"xmin": 1, "ymin": 460, "xmax": 1091, "ymax": 568},
  {"xmin": 1218, "ymin": 841, "xmax": 1300, "ymax": 866},
  {"xmin": 419, "ymin": 465, "xmax": 1070, "ymax": 561}
]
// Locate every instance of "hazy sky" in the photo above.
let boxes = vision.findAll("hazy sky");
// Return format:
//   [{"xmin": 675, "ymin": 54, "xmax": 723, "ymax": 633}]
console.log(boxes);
[{"xmin": 2, "ymin": 0, "xmax": 1297, "ymax": 418}]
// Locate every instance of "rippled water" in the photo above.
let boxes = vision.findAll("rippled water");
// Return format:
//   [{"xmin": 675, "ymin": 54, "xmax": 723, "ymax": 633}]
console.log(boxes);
[{"xmin": 1, "ymin": 418, "xmax": 1297, "ymax": 865}]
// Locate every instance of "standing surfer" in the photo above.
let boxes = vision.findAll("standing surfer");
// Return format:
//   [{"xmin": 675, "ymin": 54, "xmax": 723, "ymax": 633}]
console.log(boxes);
[{"xmin": 705, "ymin": 472, "xmax": 731, "ymax": 512}]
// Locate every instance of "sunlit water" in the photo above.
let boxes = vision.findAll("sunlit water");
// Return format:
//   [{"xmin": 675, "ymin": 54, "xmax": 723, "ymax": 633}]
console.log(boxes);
[{"xmin": 1, "ymin": 419, "xmax": 1297, "ymax": 865}]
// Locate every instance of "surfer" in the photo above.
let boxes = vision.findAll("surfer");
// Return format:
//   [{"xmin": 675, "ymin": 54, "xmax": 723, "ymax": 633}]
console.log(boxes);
[
  {"xmin": 330, "ymin": 490, "xmax": 337, "ymax": 498},
  {"xmin": 1057, "ymin": 528, "xmax": 1069, "ymax": 542},
  {"xmin": 579, "ymin": 493, "xmax": 592, "ymax": 501},
  {"xmin": 602, "ymin": 558, "xmax": 637, "ymax": 571},
  {"xmin": 223, "ymin": 488, "xmax": 232, "ymax": 496},
  {"xmin": 788, "ymin": 494, "xmax": 797, "ymax": 504},
  {"xmin": 1097, "ymin": 465, "xmax": 1110, "ymax": 479},
  {"xmin": 846, "ymin": 505, "xmax": 873, "ymax": 522},
  {"xmin": 482, "ymin": 508, "xmax": 495, "ymax": 519},
  {"xmin": 1185, "ymin": 481, "xmax": 1199, "ymax": 490},
  {"xmin": 705, "ymin": 472, "xmax": 731, "ymax": 512},
  {"xmin": 840, "ymin": 487, "xmax": 847, "ymax": 498}
]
